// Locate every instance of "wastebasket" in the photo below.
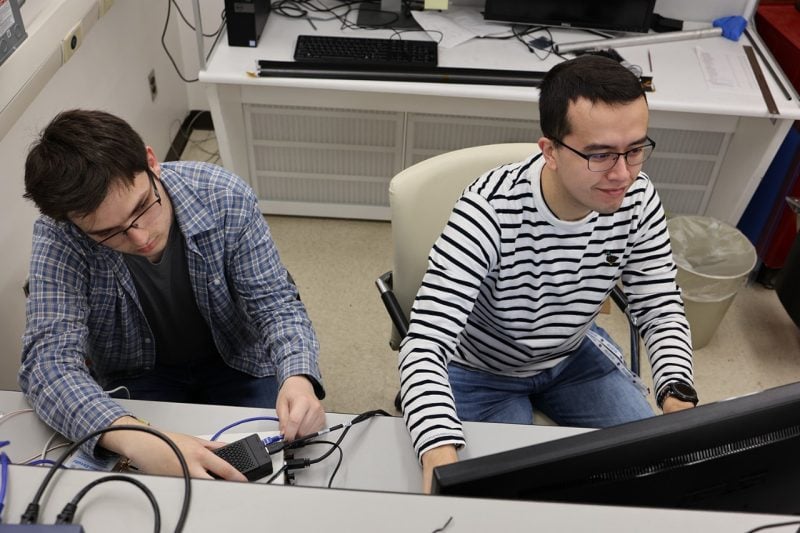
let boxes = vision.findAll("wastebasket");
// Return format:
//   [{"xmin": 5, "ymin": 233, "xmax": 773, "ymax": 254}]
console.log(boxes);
[{"xmin": 667, "ymin": 216, "xmax": 758, "ymax": 349}]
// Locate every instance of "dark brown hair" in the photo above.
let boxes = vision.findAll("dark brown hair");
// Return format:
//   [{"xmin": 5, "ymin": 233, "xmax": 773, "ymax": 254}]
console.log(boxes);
[
  {"xmin": 24, "ymin": 109, "xmax": 149, "ymax": 221},
  {"xmin": 539, "ymin": 55, "xmax": 646, "ymax": 142}
]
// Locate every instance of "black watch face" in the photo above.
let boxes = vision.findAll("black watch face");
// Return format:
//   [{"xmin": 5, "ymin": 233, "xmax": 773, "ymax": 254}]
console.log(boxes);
[{"xmin": 672, "ymin": 382, "xmax": 697, "ymax": 401}]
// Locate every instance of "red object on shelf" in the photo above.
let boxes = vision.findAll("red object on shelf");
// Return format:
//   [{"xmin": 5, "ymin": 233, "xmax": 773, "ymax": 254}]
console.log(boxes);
[
  {"xmin": 755, "ymin": 5, "xmax": 800, "ymax": 93},
  {"xmin": 752, "ymin": 5, "xmax": 800, "ymax": 269}
]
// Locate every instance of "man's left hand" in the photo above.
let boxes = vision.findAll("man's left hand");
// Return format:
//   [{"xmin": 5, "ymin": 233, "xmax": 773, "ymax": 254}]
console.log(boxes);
[
  {"xmin": 661, "ymin": 396, "xmax": 695, "ymax": 414},
  {"xmin": 276, "ymin": 375, "xmax": 326, "ymax": 441}
]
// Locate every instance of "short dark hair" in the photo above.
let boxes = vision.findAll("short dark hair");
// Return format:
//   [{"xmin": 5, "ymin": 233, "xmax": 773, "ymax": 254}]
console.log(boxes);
[
  {"xmin": 23, "ymin": 109, "xmax": 149, "ymax": 221},
  {"xmin": 539, "ymin": 55, "xmax": 646, "ymax": 141}
]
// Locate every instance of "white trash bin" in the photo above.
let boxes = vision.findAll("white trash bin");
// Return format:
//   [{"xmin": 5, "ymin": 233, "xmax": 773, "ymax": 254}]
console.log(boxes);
[{"xmin": 667, "ymin": 216, "xmax": 757, "ymax": 349}]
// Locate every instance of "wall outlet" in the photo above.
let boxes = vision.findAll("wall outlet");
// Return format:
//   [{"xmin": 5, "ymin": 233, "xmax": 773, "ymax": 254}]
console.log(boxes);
[
  {"xmin": 61, "ymin": 21, "xmax": 83, "ymax": 64},
  {"xmin": 147, "ymin": 69, "xmax": 158, "ymax": 102},
  {"xmin": 98, "ymin": 0, "xmax": 115, "ymax": 17}
]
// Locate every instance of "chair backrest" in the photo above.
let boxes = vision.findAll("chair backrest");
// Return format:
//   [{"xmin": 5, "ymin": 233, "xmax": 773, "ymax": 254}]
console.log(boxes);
[{"xmin": 390, "ymin": 143, "xmax": 541, "ymax": 323}]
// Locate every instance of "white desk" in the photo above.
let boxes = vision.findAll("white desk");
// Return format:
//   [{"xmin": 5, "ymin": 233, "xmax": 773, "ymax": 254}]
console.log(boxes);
[
  {"xmin": 0, "ymin": 390, "xmax": 588, "ymax": 493},
  {"xmin": 3, "ymin": 391, "xmax": 800, "ymax": 532},
  {"xmin": 200, "ymin": 4, "xmax": 800, "ymax": 225}
]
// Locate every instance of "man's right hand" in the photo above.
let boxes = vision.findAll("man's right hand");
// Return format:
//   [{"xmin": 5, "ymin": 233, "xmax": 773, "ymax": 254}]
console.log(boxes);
[
  {"xmin": 421, "ymin": 444, "xmax": 459, "ymax": 494},
  {"xmin": 98, "ymin": 416, "xmax": 247, "ymax": 481}
]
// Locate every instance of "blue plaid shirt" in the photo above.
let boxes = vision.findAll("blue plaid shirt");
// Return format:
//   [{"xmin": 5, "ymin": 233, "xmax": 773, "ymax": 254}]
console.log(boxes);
[{"xmin": 19, "ymin": 162, "xmax": 323, "ymax": 454}]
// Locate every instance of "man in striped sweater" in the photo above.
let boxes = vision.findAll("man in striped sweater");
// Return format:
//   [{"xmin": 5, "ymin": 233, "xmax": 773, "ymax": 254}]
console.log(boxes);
[{"xmin": 399, "ymin": 55, "xmax": 697, "ymax": 492}]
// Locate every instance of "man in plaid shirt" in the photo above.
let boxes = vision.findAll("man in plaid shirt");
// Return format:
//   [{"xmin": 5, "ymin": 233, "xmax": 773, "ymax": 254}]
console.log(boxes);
[{"xmin": 20, "ymin": 109, "xmax": 325, "ymax": 480}]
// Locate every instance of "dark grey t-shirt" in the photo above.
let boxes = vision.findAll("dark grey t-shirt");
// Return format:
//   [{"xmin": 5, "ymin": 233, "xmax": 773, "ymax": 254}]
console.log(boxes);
[{"xmin": 124, "ymin": 219, "xmax": 220, "ymax": 368}]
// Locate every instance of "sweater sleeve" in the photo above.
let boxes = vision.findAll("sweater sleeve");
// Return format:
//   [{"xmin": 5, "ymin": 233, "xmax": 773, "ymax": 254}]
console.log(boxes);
[
  {"xmin": 399, "ymin": 192, "xmax": 502, "ymax": 460},
  {"xmin": 622, "ymin": 181, "xmax": 694, "ymax": 399}
]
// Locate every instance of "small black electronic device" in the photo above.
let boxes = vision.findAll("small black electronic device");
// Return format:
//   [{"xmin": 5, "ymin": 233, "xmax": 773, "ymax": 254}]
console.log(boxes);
[
  {"xmin": 212, "ymin": 433, "xmax": 273, "ymax": 481},
  {"xmin": 294, "ymin": 34, "xmax": 437, "ymax": 69},
  {"xmin": 224, "ymin": 0, "xmax": 269, "ymax": 48},
  {"xmin": 483, "ymin": 0, "xmax": 656, "ymax": 34},
  {"xmin": 0, "ymin": 0, "xmax": 28, "ymax": 66},
  {"xmin": 432, "ymin": 380, "xmax": 800, "ymax": 515}
]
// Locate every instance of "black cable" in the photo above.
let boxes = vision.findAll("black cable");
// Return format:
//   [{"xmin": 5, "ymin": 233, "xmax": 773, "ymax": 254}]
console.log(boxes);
[
  {"xmin": 56, "ymin": 475, "xmax": 161, "ymax": 533},
  {"xmin": 743, "ymin": 521, "xmax": 800, "ymax": 533},
  {"xmin": 205, "ymin": 9, "xmax": 228, "ymax": 63},
  {"xmin": 160, "ymin": 1, "xmax": 226, "ymax": 82},
  {"xmin": 20, "ymin": 425, "xmax": 191, "ymax": 533},
  {"xmin": 281, "ymin": 408, "xmax": 390, "ymax": 453},
  {"xmin": 295, "ymin": 440, "xmax": 343, "ymax": 487},
  {"xmin": 162, "ymin": 0, "xmax": 198, "ymax": 83},
  {"xmin": 170, "ymin": 0, "xmax": 220, "ymax": 36},
  {"xmin": 266, "ymin": 464, "xmax": 287, "ymax": 484}
]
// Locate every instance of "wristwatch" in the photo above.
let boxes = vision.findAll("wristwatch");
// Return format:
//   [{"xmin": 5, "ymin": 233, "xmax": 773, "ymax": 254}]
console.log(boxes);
[{"xmin": 657, "ymin": 381, "xmax": 698, "ymax": 409}]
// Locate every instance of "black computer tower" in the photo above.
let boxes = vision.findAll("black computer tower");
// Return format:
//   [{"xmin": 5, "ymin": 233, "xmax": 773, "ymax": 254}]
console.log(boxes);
[{"xmin": 224, "ymin": 0, "xmax": 270, "ymax": 48}]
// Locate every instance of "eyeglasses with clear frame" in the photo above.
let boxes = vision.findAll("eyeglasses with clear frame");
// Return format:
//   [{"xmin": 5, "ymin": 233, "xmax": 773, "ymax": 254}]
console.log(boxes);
[
  {"xmin": 553, "ymin": 136, "xmax": 656, "ymax": 172},
  {"xmin": 92, "ymin": 170, "xmax": 162, "ymax": 248}
]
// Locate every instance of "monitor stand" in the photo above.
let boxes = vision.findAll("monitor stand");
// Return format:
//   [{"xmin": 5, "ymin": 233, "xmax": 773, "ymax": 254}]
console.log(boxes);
[{"xmin": 356, "ymin": 0, "xmax": 422, "ymax": 30}]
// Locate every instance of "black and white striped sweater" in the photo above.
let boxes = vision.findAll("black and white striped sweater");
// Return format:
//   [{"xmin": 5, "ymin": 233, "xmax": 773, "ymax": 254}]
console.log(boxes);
[{"xmin": 399, "ymin": 154, "xmax": 693, "ymax": 458}]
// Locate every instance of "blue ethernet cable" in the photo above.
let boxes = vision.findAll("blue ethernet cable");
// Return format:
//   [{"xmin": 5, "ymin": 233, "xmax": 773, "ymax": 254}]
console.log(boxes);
[
  {"xmin": 210, "ymin": 416, "xmax": 281, "ymax": 443},
  {"xmin": 0, "ymin": 440, "xmax": 10, "ymax": 523},
  {"xmin": 25, "ymin": 459, "xmax": 57, "ymax": 467}
]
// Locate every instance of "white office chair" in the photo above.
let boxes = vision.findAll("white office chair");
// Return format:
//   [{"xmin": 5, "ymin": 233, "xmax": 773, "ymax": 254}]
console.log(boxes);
[{"xmin": 375, "ymin": 143, "xmax": 641, "ymax": 412}]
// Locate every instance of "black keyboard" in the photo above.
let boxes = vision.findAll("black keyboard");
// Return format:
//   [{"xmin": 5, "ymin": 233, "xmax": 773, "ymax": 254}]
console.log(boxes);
[{"xmin": 293, "ymin": 34, "xmax": 437, "ymax": 69}]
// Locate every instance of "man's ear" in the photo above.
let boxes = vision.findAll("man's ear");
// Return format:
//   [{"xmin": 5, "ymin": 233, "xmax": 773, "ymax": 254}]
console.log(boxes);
[
  {"xmin": 145, "ymin": 146, "xmax": 160, "ymax": 176},
  {"xmin": 538, "ymin": 137, "xmax": 558, "ymax": 171}
]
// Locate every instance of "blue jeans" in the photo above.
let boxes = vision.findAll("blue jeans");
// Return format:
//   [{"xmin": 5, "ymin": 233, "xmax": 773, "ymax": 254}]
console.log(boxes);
[
  {"xmin": 105, "ymin": 356, "xmax": 279, "ymax": 408},
  {"xmin": 448, "ymin": 325, "xmax": 653, "ymax": 428}
]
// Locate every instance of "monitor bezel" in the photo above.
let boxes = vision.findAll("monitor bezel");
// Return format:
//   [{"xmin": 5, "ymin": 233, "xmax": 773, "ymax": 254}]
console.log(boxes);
[
  {"xmin": 432, "ymin": 381, "xmax": 800, "ymax": 514},
  {"xmin": 482, "ymin": 0, "xmax": 657, "ymax": 35}
]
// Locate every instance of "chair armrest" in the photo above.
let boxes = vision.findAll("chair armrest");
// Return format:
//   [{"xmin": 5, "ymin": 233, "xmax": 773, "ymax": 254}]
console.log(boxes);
[
  {"xmin": 610, "ymin": 285, "xmax": 641, "ymax": 377},
  {"xmin": 375, "ymin": 271, "xmax": 410, "ymax": 339}
]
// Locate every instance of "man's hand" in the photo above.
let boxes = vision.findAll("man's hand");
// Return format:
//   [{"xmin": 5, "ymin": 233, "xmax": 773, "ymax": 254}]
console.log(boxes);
[
  {"xmin": 421, "ymin": 444, "xmax": 458, "ymax": 494},
  {"xmin": 662, "ymin": 396, "xmax": 696, "ymax": 414},
  {"xmin": 276, "ymin": 375, "xmax": 326, "ymax": 441},
  {"xmin": 99, "ymin": 416, "xmax": 247, "ymax": 481}
]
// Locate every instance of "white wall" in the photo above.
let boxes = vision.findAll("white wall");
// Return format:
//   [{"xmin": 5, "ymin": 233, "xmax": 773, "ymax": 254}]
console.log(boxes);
[
  {"xmin": 175, "ymin": 0, "xmax": 228, "ymax": 110},
  {"xmin": 0, "ymin": 0, "xmax": 191, "ymax": 390}
]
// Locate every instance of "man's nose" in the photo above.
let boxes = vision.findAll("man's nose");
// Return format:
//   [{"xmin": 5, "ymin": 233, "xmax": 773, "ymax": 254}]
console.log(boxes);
[
  {"xmin": 125, "ymin": 225, "xmax": 149, "ymax": 245},
  {"xmin": 607, "ymin": 155, "xmax": 631, "ymax": 179}
]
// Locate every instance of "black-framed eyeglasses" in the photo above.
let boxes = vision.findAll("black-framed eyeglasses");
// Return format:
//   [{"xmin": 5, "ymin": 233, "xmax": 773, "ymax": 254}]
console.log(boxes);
[
  {"xmin": 554, "ymin": 136, "xmax": 656, "ymax": 172},
  {"xmin": 93, "ymin": 170, "xmax": 162, "ymax": 247}
]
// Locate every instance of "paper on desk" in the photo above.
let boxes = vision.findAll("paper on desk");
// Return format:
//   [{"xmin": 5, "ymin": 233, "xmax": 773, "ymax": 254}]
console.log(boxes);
[
  {"xmin": 412, "ymin": 6, "xmax": 509, "ymax": 49},
  {"xmin": 695, "ymin": 46, "xmax": 758, "ymax": 94}
]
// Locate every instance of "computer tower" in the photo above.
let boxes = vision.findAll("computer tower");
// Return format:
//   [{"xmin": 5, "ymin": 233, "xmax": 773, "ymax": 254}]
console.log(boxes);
[{"xmin": 224, "ymin": 0, "xmax": 269, "ymax": 48}]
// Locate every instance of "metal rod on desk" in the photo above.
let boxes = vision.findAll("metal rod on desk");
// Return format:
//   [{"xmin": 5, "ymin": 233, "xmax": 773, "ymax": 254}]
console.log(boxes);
[
  {"xmin": 554, "ymin": 27, "xmax": 723, "ymax": 54},
  {"xmin": 192, "ymin": 0, "xmax": 206, "ymax": 70}
]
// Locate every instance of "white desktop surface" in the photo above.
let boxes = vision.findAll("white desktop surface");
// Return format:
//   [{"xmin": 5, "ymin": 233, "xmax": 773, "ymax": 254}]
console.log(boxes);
[
  {"xmin": 3, "ymin": 390, "xmax": 800, "ymax": 532},
  {"xmin": 201, "ymin": 7, "xmax": 799, "ymax": 121},
  {"xmin": 0, "ymin": 390, "xmax": 588, "ymax": 493},
  {"xmin": 197, "ymin": 3, "xmax": 800, "ymax": 226}
]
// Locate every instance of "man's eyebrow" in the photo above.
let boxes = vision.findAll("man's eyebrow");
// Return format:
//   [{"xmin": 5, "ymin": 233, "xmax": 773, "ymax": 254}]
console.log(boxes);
[
  {"xmin": 583, "ymin": 136, "xmax": 649, "ymax": 151},
  {"xmin": 85, "ymin": 188, "xmax": 150, "ymax": 236}
]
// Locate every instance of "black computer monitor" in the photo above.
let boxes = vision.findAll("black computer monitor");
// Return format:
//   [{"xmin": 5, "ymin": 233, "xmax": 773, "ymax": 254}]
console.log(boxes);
[
  {"xmin": 432, "ymin": 381, "xmax": 800, "ymax": 515},
  {"xmin": 356, "ymin": 0, "xmax": 422, "ymax": 30},
  {"xmin": 483, "ymin": 0, "xmax": 656, "ymax": 34}
]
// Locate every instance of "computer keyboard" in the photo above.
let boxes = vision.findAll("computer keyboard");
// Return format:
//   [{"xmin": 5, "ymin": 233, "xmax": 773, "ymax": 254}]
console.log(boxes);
[{"xmin": 293, "ymin": 34, "xmax": 438, "ymax": 69}]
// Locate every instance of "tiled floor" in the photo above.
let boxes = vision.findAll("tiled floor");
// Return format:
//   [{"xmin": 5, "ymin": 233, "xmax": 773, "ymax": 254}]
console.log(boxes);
[{"xmin": 181, "ymin": 131, "xmax": 800, "ymax": 416}]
